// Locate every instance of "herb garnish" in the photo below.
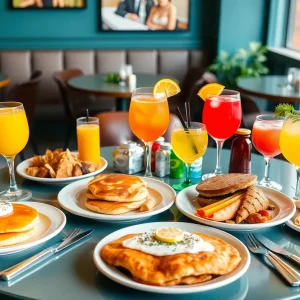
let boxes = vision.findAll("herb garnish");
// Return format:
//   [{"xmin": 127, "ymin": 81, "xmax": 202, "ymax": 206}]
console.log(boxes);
[{"xmin": 274, "ymin": 103, "xmax": 300, "ymax": 122}]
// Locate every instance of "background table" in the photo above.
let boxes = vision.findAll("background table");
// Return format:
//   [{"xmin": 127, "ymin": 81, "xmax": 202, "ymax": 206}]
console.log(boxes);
[
  {"xmin": 0, "ymin": 147, "xmax": 299, "ymax": 300},
  {"xmin": 0, "ymin": 73, "xmax": 10, "ymax": 88},
  {"xmin": 237, "ymin": 75, "xmax": 300, "ymax": 103},
  {"xmin": 68, "ymin": 73, "xmax": 177, "ymax": 111}
]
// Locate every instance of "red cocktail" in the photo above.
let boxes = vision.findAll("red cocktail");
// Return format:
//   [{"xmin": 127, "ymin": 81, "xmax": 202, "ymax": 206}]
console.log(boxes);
[
  {"xmin": 252, "ymin": 115, "xmax": 283, "ymax": 191},
  {"xmin": 202, "ymin": 90, "xmax": 242, "ymax": 179}
]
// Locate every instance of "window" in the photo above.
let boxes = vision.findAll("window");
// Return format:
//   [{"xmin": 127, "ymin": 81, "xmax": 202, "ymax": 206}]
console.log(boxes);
[{"xmin": 286, "ymin": 0, "xmax": 300, "ymax": 51}]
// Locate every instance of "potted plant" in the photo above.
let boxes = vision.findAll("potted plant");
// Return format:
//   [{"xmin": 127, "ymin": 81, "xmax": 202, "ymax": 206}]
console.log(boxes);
[{"xmin": 209, "ymin": 41, "xmax": 269, "ymax": 88}]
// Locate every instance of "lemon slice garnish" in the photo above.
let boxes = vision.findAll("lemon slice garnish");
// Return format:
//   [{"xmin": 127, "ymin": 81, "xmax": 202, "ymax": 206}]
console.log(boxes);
[
  {"xmin": 153, "ymin": 78, "xmax": 181, "ymax": 98},
  {"xmin": 154, "ymin": 227, "xmax": 184, "ymax": 243},
  {"xmin": 197, "ymin": 83, "xmax": 225, "ymax": 101}
]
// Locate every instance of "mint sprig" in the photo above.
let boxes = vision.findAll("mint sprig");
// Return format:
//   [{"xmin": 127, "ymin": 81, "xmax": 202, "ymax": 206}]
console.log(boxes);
[{"xmin": 274, "ymin": 103, "xmax": 300, "ymax": 122}]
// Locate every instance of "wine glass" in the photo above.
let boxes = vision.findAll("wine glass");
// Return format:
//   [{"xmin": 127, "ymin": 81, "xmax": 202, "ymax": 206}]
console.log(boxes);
[
  {"xmin": 0, "ymin": 102, "xmax": 32, "ymax": 201},
  {"xmin": 129, "ymin": 87, "xmax": 169, "ymax": 177},
  {"xmin": 280, "ymin": 113, "xmax": 300, "ymax": 199},
  {"xmin": 252, "ymin": 114, "xmax": 284, "ymax": 191},
  {"xmin": 171, "ymin": 122, "xmax": 208, "ymax": 191},
  {"xmin": 202, "ymin": 89, "xmax": 242, "ymax": 180}
]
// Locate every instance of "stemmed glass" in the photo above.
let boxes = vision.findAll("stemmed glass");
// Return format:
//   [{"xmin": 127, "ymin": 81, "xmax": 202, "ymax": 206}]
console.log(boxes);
[
  {"xmin": 171, "ymin": 122, "xmax": 208, "ymax": 191},
  {"xmin": 129, "ymin": 87, "xmax": 169, "ymax": 177},
  {"xmin": 0, "ymin": 102, "xmax": 32, "ymax": 201},
  {"xmin": 280, "ymin": 113, "xmax": 300, "ymax": 199},
  {"xmin": 252, "ymin": 114, "xmax": 284, "ymax": 191},
  {"xmin": 202, "ymin": 89, "xmax": 242, "ymax": 180}
]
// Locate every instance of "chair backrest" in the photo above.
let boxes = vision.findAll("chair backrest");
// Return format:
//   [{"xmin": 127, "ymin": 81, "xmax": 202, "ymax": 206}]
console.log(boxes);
[
  {"xmin": 95, "ymin": 112, "xmax": 181, "ymax": 147},
  {"xmin": 52, "ymin": 69, "xmax": 83, "ymax": 121},
  {"xmin": 241, "ymin": 93, "xmax": 261, "ymax": 114},
  {"xmin": 6, "ymin": 70, "xmax": 43, "ymax": 129}
]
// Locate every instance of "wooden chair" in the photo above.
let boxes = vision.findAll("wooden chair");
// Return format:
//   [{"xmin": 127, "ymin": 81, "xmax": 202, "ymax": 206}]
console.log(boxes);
[
  {"xmin": 95, "ymin": 112, "xmax": 180, "ymax": 146},
  {"xmin": 53, "ymin": 69, "xmax": 83, "ymax": 149},
  {"xmin": 6, "ymin": 70, "xmax": 43, "ymax": 159}
]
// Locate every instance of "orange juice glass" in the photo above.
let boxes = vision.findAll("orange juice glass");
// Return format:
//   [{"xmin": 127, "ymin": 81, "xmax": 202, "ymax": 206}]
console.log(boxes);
[
  {"xmin": 129, "ymin": 87, "xmax": 169, "ymax": 177},
  {"xmin": 77, "ymin": 117, "xmax": 100, "ymax": 163},
  {"xmin": 0, "ymin": 102, "xmax": 32, "ymax": 201}
]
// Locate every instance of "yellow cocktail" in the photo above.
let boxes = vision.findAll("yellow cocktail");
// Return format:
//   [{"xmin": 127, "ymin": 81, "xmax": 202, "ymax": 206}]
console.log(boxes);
[
  {"xmin": 77, "ymin": 117, "xmax": 100, "ymax": 164},
  {"xmin": 280, "ymin": 115, "xmax": 300, "ymax": 199},
  {"xmin": 0, "ymin": 108, "xmax": 29, "ymax": 156},
  {"xmin": 171, "ymin": 122, "xmax": 208, "ymax": 190},
  {"xmin": 280, "ymin": 118, "xmax": 300, "ymax": 166},
  {"xmin": 0, "ymin": 102, "xmax": 31, "ymax": 201},
  {"xmin": 129, "ymin": 87, "xmax": 169, "ymax": 177}
]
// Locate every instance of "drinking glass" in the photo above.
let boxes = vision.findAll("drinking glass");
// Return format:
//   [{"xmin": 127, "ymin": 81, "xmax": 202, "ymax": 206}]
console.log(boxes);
[
  {"xmin": 0, "ymin": 102, "xmax": 31, "ymax": 201},
  {"xmin": 252, "ymin": 114, "xmax": 284, "ymax": 191},
  {"xmin": 202, "ymin": 89, "xmax": 242, "ymax": 180},
  {"xmin": 77, "ymin": 117, "xmax": 100, "ymax": 164},
  {"xmin": 129, "ymin": 87, "xmax": 169, "ymax": 177},
  {"xmin": 171, "ymin": 122, "xmax": 208, "ymax": 191},
  {"xmin": 280, "ymin": 113, "xmax": 300, "ymax": 199}
]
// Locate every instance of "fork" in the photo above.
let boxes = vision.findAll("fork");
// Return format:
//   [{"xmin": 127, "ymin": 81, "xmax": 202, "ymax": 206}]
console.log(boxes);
[
  {"xmin": 63, "ymin": 228, "xmax": 82, "ymax": 241},
  {"xmin": 244, "ymin": 233, "xmax": 300, "ymax": 286}
]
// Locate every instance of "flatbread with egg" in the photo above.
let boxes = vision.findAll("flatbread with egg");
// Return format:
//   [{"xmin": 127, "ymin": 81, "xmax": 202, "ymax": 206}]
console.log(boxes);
[
  {"xmin": 101, "ymin": 233, "xmax": 241, "ymax": 286},
  {"xmin": 87, "ymin": 174, "xmax": 148, "ymax": 202}
]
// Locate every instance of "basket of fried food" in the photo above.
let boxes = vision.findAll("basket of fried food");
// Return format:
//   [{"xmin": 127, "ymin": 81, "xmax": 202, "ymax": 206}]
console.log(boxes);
[
  {"xmin": 195, "ymin": 174, "xmax": 275, "ymax": 224},
  {"xmin": 26, "ymin": 148, "xmax": 99, "ymax": 179}
]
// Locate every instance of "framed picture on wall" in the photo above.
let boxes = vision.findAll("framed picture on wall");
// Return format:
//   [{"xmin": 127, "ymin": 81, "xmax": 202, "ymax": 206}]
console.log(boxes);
[
  {"xmin": 10, "ymin": 0, "xmax": 86, "ymax": 9},
  {"xmin": 99, "ymin": 0, "xmax": 190, "ymax": 31}
]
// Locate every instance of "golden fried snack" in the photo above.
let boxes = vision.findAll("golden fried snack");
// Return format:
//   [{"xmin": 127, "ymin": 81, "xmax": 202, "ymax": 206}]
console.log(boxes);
[
  {"xmin": 87, "ymin": 174, "xmax": 148, "ymax": 202},
  {"xmin": 26, "ymin": 167, "xmax": 40, "ymax": 177},
  {"xmin": 101, "ymin": 233, "xmax": 241, "ymax": 286},
  {"xmin": 0, "ymin": 204, "xmax": 39, "ymax": 234}
]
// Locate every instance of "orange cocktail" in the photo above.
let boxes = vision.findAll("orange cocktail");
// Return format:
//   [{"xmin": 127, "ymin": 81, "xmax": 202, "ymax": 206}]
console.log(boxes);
[
  {"xmin": 129, "ymin": 87, "xmax": 169, "ymax": 177},
  {"xmin": 77, "ymin": 117, "xmax": 100, "ymax": 164},
  {"xmin": 0, "ymin": 102, "xmax": 32, "ymax": 201},
  {"xmin": 0, "ymin": 108, "xmax": 29, "ymax": 156}
]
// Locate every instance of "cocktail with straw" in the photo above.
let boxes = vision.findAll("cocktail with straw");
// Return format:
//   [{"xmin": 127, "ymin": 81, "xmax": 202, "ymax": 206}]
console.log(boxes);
[{"xmin": 171, "ymin": 106, "xmax": 208, "ymax": 191}]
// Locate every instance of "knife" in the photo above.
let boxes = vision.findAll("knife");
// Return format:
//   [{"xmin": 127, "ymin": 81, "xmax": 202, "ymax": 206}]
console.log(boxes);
[
  {"xmin": 255, "ymin": 233, "xmax": 300, "ymax": 266},
  {"xmin": 0, "ymin": 229, "xmax": 93, "ymax": 281}
]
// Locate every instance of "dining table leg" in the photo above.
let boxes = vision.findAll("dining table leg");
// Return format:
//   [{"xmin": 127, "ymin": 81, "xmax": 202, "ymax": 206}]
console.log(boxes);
[{"xmin": 116, "ymin": 98, "xmax": 129, "ymax": 111}]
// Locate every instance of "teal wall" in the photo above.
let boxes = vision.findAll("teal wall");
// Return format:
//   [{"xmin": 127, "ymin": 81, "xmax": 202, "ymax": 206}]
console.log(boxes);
[
  {"xmin": 0, "ymin": 0, "xmax": 219, "ymax": 50},
  {"xmin": 218, "ymin": 0, "xmax": 269, "ymax": 53}
]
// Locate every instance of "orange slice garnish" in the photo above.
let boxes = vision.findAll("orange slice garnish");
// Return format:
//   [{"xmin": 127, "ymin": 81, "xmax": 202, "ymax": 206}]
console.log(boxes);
[{"xmin": 197, "ymin": 83, "xmax": 225, "ymax": 101}]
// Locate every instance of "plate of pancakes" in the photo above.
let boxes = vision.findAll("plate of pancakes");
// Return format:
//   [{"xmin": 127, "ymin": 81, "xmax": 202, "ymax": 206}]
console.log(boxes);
[
  {"xmin": 0, "ymin": 202, "xmax": 66, "ymax": 255},
  {"xmin": 16, "ymin": 149, "xmax": 108, "ymax": 185},
  {"xmin": 58, "ymin": 174, "xmax": 176, "ymax": 222},
  {"xmin": 93, "ymin": 222, "xmax": 250, "ymax": 294},
  {"xmin": 176, "ymin": 174, "xmax": 296, "ymax": 232}
]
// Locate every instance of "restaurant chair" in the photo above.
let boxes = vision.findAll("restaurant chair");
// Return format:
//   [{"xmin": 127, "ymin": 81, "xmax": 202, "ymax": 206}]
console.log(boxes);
[
  {"xmin": 53, "ymin": 69, "xmax": 84, "ymax": 149},
  {"xmin": 6, "ymin": 70, "xmax": 43, "ymax": 159},
  {"xmin": 241, "ymin": 94, "xmax": 261, "ymax": 129}
]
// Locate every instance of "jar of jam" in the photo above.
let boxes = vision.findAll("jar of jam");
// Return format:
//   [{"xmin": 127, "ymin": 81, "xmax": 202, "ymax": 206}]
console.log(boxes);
[{"xmin": 229, "ymin": 128, "xmax": 252, "ymax": 174}]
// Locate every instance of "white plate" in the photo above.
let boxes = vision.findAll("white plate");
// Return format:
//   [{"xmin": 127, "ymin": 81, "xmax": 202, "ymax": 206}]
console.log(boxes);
[
  {"xmin": 16, "ymin": 155, "xmax": 107, "ymax": 185},
  {"xmin": 176, "ymin": 185, "xmax": 296, "ymax": 232},
  {"xmin": 286, "ymin": 209, "xmax": 300, "ymax": 232},
  {"xmin": 0, "ymin": 202, "xmax": 66, "ymax": 255},
  {"xmin": 57, "ymin": 177, "xmax": 176, "ymax": 223},
  {"xmin": 93, "ymin": 222, "xmax": 250, "ymax": 294}
]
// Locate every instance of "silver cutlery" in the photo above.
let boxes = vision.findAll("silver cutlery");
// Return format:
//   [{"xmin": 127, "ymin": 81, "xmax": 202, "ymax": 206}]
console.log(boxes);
[
  {"xmin": 255, "ymin": 233, "xmax": 300, "ymax": 266},
  {"xmin": 0, "ymin": 228, "xmax": 93, "ymax": 281},
  {"xmin": 244, "ymin": 233, "xmax": 300, "ymax": 286}
]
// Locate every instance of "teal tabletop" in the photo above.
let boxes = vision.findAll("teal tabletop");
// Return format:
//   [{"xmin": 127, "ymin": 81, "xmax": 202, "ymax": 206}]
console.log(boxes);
[
  {"xmin": 237, "ymin": 75, "xmax": 300, "ymax": 103},
  {"xmin": 0, "ymin": 73, "xmax": 10, "ymax": 88},
  {"xmin": 0, "ymin": 147, "xmax": 299, "ymax": 300}
]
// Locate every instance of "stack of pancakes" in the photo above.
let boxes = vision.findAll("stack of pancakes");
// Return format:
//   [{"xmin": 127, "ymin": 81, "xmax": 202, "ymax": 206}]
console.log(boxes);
[
  {"xmin": 196, "ymin": 174, "xmax": 270, "ymax": 223},
  {"xmin": 85, "ymin": 174, "xmax": 153, "ymax": 215},
  {"xmin": 0, "ymin": 204, "xmax": 39, "ymax": 247}
]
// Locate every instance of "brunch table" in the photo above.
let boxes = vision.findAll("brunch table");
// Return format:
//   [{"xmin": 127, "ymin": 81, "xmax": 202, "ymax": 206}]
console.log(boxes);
[
  {"xmin": 67, "ymin": 73, "xmax": 178, "ymax": 111},
  {"xmin": 0, "ymin": 147, "xmax": 299, "ymax": 300}
]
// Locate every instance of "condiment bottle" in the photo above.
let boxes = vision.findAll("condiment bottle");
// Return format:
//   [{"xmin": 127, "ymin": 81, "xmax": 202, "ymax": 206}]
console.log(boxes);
[
  {"xmin": 155, "ymin": 142, "xmax": 172, "ymax": 177},
  {"xmin": 229, "ymin": 128, "xmax": 252, "ymax": 174},
  {"xmin": 151, "ymin": 137, "xmax": 165, "ymax": 172},
  {"xmin": 170, "ymin": 149, "xmax": 184, "ymax": 178}
]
